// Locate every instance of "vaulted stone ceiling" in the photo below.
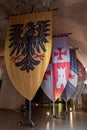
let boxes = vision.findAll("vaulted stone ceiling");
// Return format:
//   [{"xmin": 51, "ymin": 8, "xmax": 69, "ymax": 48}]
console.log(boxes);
[{"xmin": 0, "ymin": 0, "xmax": 87, "ymax": 71}]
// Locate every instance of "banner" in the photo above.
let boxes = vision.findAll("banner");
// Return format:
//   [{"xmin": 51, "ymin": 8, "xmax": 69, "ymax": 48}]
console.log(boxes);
[
  {"xmin": 72, "ymin": 62, "xmax": 85, "ymax": 100},
  {"xmin": 62, "ymin": 49, "xmax": 78, "ymax": 102},
  {"xmin": 5, "ymin": 11, "xmax": 52, "ymax": 100},
  {"xmin": 72, "ymin": 81, "xmax": 84, "ymax": 100},
  {"xmin": 42, "ymin": 35, "xmax": 70, "ymax": 101}
]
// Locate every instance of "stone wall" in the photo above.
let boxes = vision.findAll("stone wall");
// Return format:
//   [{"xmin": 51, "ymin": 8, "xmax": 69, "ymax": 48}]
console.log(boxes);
[{"xmin": 0, "ymin": 65, "xmax": 25, "ymax": 110}]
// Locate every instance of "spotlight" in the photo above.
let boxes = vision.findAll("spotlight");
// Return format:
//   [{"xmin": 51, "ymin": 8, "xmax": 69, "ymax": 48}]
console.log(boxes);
[
  {"xmin": 46, "ymin": 111, "xmax": 50, "ymax": 116},
  {"xmin": 35, "ymin": 103, "xmax": 39, "ymax": 106}
]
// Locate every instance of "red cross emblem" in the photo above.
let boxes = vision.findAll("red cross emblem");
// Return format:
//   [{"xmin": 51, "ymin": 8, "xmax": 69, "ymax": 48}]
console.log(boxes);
[{"xmin": 54, "ymin": 48, "xmax": 67, "ymax": 60}]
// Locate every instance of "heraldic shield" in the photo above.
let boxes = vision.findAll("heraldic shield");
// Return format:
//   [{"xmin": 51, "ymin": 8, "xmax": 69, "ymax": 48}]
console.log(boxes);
[
  {"xmin": 42, "ymin": 35, "xmax": 70, "ymax": 101},
  {"xmin": 5, "ymin": 11, "xmax": 52, "ymax": 100},
  {"xmin": 62, "ymin": 49, "xmax": 78, "ymax": 102},
  {"xmin": 52, "ymin": 35, "xmax": 70, "ymax": 100}
]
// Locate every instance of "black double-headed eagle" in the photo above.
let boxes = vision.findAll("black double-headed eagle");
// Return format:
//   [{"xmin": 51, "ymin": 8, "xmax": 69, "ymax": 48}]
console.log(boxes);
[{"xmin": 9, "ymin": 20, "xmax": 50, "ymax": 72}]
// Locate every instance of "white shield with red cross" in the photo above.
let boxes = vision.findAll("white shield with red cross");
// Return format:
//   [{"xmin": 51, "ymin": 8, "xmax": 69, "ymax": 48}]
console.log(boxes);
[
  {"xmin": 41, "ymin": 35, "xmax": 70, "ymax": 101},
  {"xmin": 52, "ymin": 35, "xmax": 70, "ymax": 100}
]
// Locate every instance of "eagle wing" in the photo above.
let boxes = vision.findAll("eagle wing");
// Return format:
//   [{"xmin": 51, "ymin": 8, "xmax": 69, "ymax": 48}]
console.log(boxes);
[
  {"xmin": 9, "ymin": 20, "xmax": 50, "ymax": 72},
  {"xmin": 9, "ymin": 24, "xmax": 24, "ymax": 56}
]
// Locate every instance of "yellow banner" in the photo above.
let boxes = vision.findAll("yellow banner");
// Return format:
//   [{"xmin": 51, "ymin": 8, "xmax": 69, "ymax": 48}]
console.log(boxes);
[{"xmin": 5, "ymin": 11, "xmax": 52, "ymax": 100}]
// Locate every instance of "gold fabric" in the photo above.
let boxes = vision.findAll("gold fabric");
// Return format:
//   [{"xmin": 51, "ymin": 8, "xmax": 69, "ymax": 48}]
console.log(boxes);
[{"xmin": 5, "ymin": 11, "xmax": 52, "ymax": 100}]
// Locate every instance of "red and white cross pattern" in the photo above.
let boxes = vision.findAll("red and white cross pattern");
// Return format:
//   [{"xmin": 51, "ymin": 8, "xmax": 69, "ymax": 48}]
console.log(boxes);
[
  {"xmin": 52, "ymin": 35, "xmax": 70, "ymax": 100},
  {"xmin": 42, "ymin": 35, "xmax": 70, "ymax": 101}
]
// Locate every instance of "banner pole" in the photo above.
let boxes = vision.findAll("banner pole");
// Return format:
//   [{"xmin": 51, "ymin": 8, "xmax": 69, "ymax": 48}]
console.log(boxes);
[
  {"xmin": 29, "ymin": 100, "xmax": 31, "ymax": 125},
  {"xmin": 66, "ymin": 101, "xmax": 68, "ymax": 113},
  {"xmin": 51, "ymin": 101, "xmax": 58, "ymax": 119},
  {"xmin": 53, "ymin": 101, "xmax": 55, "ymax": 115},
  {"xmin": 25, "ymin": 100, "xmax": 35, "ymax": 127}
]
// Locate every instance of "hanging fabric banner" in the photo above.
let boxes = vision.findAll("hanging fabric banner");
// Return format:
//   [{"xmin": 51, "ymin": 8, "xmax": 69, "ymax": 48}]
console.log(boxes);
[
  {"xmin": 5, "ymin": 11, "xmax": 52, "ymax": 100},
  {"xmin": 41, "ymin": 59, "xmax": 53, "ymax": 101},
  {"xmin": 72, "ymin": 81, "xmax": 84, "ymax": 100},
  {"xmin": 72, "ymin": 62, "xmax": 85, "ymax": 100},
  {"xmin": 62, "ymin": 49, "xmax": 78, "ymax": 102},
  {"xmin": 41, "ymin": 35, "xmax": 70, "ymax": 101}
]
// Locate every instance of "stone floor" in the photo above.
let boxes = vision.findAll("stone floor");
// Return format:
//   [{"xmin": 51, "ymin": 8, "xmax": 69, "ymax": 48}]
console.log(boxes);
[{"xmin": 0, "ymin": 105, "xmax": 87, "ymax": 130}]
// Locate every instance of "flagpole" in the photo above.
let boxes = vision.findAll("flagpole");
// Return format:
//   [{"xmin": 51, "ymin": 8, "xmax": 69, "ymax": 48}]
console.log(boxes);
[
  {"xmin": 66, "ymin": 101, "xmax": 68, "ymax": 113},
  {"xmin": 25, "ymin": 100, "xmax": 35, "ymax": 127},
  {"xmin": 51, "ymin": 101, "xmax": 58, "ymax": 119},
  {"xmin": 53, "ymin": 101, "xmax": 55, "ymax": 116},
  {"xmin": 29, "ymin": 100, "xmax": 31, "ymax": 126}
]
